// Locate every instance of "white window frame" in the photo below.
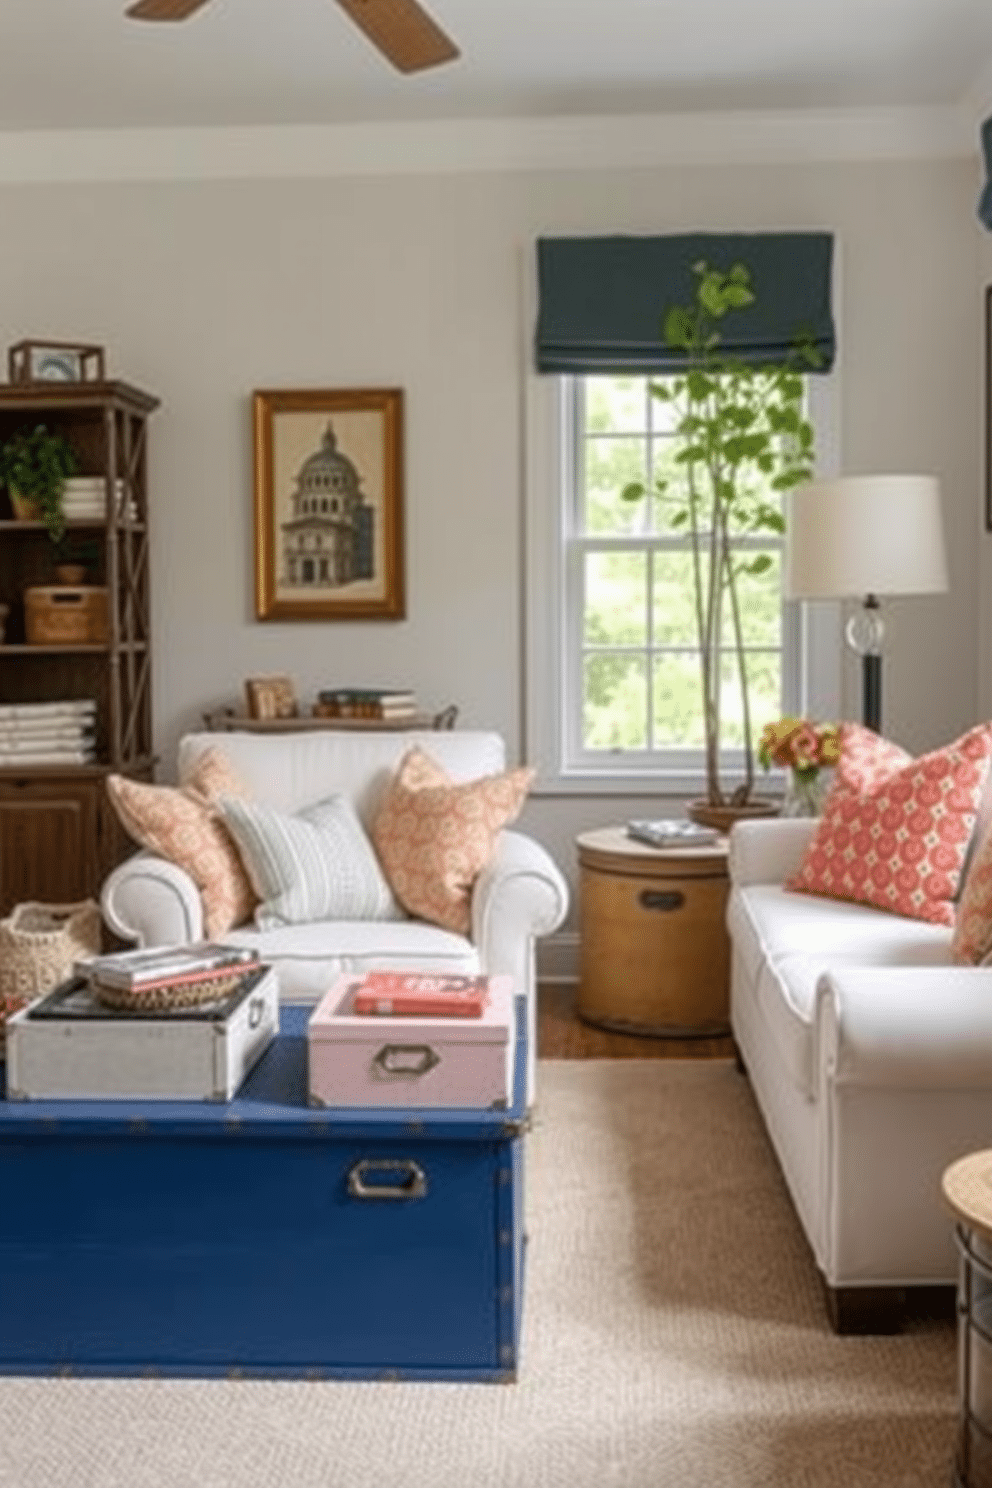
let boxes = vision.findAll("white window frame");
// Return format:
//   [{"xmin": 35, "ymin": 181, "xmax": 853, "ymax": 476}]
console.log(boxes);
[{"xmin": 523, "ymin": 335, "xmax": 842, "ymax": 798}]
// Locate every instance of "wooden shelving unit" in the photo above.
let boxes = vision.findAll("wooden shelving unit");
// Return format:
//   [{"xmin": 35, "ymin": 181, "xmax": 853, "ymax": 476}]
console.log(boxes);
[{"xmin": 0, "ymin": 379, "xmax": 159, "ymax": 914}]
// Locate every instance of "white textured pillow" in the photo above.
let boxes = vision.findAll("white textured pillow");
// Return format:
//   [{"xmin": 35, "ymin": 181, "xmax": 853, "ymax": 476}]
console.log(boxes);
[{"xmin": 219, "ymin": 794, "xmax": 404, "ymax": 929}]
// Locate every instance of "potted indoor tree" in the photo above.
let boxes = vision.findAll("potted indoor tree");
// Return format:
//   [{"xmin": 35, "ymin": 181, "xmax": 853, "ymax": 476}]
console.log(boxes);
[
  {"xmin": 621, "ymin": 261, "xmax": 820, "ymax": 826},
  {"xmin": 0, "ymin": 423, "xmax": 79, "ymax": 545}
]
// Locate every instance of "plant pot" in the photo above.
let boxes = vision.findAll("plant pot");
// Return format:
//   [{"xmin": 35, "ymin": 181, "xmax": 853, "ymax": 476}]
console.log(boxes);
[
  {"xmin": 687, "ymin": 797, "xmax": 779, "ymax": 833},
  {"xmin": 9, "ymin": 489, "xmax": 42, "ymax": 522},
  {"xmin": 54, "ymin": 565, "xmax": 86, "ymax": 586}
]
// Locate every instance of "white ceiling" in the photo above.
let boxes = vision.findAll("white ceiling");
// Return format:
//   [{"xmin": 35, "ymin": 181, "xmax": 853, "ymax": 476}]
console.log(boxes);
[{"xmin": 2, "ymin": 0, "xmax": 992, "ymax": 134}]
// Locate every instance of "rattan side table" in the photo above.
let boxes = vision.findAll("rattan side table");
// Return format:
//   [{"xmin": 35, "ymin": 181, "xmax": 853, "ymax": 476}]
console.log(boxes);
[{"xmin": 943, "ymin": 1150, "xmax": 992, "ymax": 1486}]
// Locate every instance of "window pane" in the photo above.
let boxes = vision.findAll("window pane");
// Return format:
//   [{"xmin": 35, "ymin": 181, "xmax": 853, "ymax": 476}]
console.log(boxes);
[
  {"xmin": 719, "ymin": 651, "xmax": 781, "ymax": 747},
  {"xmin": 584, "ymin": 437, "xmax": 647, "ymax": 535},
  {"xmin": 583, "ymin": 653, "xmax": 647, "ymax": 748},
  {"xmin": 585, "ymin": 376, "xmax": 647, "ymax": 435},
  {"xmin": 652, "ymin": 551, "xmax": 703, "ymax": 646},
  {"xmin": 652, "ymin": 653, "xmax": 705, "ymax": 746},
  {"xmin": 735, "ymin": 551, "xmax": 782, "ymax": 647},
  {"xmin": 646, "ymin": 381, "xmax": 681, "ymax": 435},
  {"xmin": 584, "ymin": 552, "xmax": 647, "ymax": 645}
]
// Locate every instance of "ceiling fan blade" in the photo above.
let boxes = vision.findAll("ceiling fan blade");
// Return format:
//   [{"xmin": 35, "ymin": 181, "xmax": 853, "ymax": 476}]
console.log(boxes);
[
  {"xmin": 126, "ymin": 0, "xmax": 214, "ymax": 20},
  {"xmin": 335, "ymin": 0, "xmax": 459, "ymax": 73}
]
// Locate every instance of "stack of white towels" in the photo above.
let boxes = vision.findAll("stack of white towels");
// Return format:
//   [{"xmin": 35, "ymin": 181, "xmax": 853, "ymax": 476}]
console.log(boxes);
[
  {"xmin": 61, "ymin": 478, "xmax": 137, "ymax": 524},
  {"xmin": 0, "ymin": 700, "xmax": 97, "ymax": 766}
]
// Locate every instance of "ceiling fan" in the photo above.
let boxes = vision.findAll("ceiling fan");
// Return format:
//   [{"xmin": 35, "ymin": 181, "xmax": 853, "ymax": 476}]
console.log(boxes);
[{"xmin": 125, "ymin": 0, "xmax": 460, "ymax": 75}]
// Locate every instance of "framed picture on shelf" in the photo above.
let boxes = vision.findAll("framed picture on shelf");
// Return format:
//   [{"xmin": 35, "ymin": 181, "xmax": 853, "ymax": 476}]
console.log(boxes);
[
  {"xmin": 252, "ymin": 387, "xmax": 405, "ymax": 621},
  {"xmin": 244, "ymin": 675, "xmax": 298, "ymax": 720}
]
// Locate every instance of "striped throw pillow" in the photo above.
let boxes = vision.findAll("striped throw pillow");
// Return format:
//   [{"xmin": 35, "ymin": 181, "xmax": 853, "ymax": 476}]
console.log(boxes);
[{"xmin": 219, "ymin": 794, "xmax": 404, "ymax": 929}]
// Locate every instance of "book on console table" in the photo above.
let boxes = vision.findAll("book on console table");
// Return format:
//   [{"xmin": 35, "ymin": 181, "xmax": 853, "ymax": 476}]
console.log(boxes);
[{"xmin": 626, "ymin": 818, "xmax": 721, "ymax": 849}]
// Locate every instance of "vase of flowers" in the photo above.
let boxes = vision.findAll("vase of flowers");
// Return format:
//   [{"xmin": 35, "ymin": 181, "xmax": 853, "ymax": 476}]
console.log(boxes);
[{"xmin": 757, "ymin": 717, "xmax": 841, "ymax": 817}]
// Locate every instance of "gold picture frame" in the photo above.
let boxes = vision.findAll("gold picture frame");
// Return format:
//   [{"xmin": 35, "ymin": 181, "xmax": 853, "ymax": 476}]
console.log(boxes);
[
  {"xmin": 252, "ymin": 387, "xmax": 405, "ymax": 621},
  {"xmin": 244, "ymin": 675, "xmax": 298, "ymax": 720}
]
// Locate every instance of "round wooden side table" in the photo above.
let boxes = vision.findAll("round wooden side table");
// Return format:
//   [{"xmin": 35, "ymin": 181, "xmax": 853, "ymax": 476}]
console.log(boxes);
[
  {"xmin": 943, "ymin": 1150, "xmax": 992, "ymax": 1487},
  {"xmin": 575, "ymin": 826, "xmax": 731, "ymax": 1038}
]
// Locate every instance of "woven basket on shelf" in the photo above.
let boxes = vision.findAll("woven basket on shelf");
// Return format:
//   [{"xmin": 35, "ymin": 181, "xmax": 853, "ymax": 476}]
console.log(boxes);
[{"xmin": 0, "ymin": 899, "xmax": 102, "ymax": 1037}]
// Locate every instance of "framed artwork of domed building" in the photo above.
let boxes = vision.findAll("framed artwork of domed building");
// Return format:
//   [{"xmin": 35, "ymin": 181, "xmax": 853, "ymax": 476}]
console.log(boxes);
[{"xmin": 252, "ymin": 387, "xmax": 405, "ymax": 621}]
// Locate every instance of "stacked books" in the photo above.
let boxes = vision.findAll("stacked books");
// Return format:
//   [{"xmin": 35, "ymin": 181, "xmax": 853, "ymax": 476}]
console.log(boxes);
[
  {"xmin": 0, "ymin": 699, "xmax": 97, "ymax": 766},
  {"xmin": 77, "ymin": 941, "xmax": 262, "ymax": 1010},
  {"xmin": 626, "ymin": 818, "xmax": 721, "ymax": 849},
  {"xmin": 314, "ymin": 687, "xmax": 417, "ymax": 721},
  {"xmin": 61, "ymin": 476, "xmax": 137, "ymax": 524}
]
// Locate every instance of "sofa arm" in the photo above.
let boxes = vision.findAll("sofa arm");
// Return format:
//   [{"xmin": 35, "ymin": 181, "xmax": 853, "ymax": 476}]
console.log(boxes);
[
  {"xmin": 817, "ymin": 967, "xmax": 992, "ymax": 1089},
  {"xmin": 728, "ymin": 817, "xmax": 817, "ymax": 887},
  {"xmin": 101, "ymin": 851, "xmax": 205, "ymax": 948}
]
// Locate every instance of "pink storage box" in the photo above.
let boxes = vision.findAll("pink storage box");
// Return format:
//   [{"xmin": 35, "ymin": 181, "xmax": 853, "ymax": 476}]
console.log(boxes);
[{"xmin": 307, "ymin": 973, "xmax": 515, "ymax": 1110}]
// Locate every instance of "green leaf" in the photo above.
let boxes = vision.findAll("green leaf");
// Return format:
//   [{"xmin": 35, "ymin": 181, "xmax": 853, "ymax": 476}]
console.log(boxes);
[
  {"xmin": 745, "ymin": 554, "xmax": 774, "ymax": 575},
  {"xmin": 648, "ymin": 381, "xmax": 672, "ymax": 401},
  {"xmin": 620, "ymin": 481, "xmax": 646, "ymax": 502},
  {"xmin": 685, "ymin": 370, "xmax": 715, "ymax": 401}
]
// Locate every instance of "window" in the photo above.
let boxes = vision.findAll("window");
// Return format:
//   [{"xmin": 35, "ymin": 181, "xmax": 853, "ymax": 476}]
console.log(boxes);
[{"xmin": 524, "ymin": 368, "xmax": 839, "ymax": 794}]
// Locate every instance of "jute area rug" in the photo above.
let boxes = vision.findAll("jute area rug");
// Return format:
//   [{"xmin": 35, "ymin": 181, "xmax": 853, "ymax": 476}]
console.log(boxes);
[{"xmin": 0, "ymin": 1060, "xmax": 957, "ymax": 1488}]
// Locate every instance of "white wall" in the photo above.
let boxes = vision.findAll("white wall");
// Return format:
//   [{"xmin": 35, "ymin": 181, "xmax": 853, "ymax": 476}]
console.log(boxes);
[{"xmin": 0, "ymin": 142, "xmax": 983, "ymax": 958}]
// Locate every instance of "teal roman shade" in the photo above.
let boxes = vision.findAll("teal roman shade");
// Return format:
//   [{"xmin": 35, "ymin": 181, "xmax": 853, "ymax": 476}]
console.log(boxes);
[{"xmin": 535, "ymin": 231, "xmax": 835, "ymax": 374}]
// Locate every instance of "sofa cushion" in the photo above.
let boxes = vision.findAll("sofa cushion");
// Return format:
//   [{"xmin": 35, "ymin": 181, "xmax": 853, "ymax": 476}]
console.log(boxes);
[
  {"xmin": 787, "ymin": 721, "xmax": 992, "ymax": 926},
  {"xmin": 729, "ymin": 884, "xmax": 952, "ymax": 1096},
  {"xmin": 952, "ymin": 825, "xmax": 992, "ymax": 964},
  {"xmin": 220, "ymin": 917, "xmax": 480, "ymax": 1002},
  {"xmin": 219, "ymin": 794, "xmax": 403, "ymax": 930},
  {"xmin": 371, "ymin": 746, "xmax": 534, "ymax": 934},
  {"xmin": 106, "ymin": 749, "xmax": 257, "ymax": 939}
]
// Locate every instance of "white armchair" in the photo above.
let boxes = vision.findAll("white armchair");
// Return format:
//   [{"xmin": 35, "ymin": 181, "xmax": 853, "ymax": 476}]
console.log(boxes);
[{"xmin": 102, "ymin": 729, "xmax": 569, "ymax": 1101}]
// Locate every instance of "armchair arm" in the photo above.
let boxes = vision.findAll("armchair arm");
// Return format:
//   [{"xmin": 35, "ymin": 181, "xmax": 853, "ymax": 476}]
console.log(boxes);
[
  {"xmin": 816, "ymin": 967, "xmax": 992, "ymax": 1089},
  {"xmin": 472, "ymin": 829, "xmax": 568, "ymax": 1107},
  {"xmin": 728, "ymin": 817, "xmax": 817, "ymax": 887},
  {"xmin": 101, "ymin": 851, "xmax": 205, "ymax": 948},
  {"xmin": 472, "ymin": 829, "xmax": 569, "ymax": 970}
]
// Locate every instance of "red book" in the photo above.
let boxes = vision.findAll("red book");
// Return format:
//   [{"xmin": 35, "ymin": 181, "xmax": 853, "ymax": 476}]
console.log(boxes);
[{"xmin": 351, "ymin": 973, "xmax": 491, "ymax": 1018}]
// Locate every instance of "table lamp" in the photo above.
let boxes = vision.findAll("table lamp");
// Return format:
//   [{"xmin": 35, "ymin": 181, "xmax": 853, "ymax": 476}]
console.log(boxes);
[{"xmin": 783, "ymin": 474, "xmax": 948, "ymax": 733}]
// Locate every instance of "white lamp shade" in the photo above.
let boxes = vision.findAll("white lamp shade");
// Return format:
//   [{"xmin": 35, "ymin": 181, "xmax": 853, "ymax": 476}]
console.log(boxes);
[{"xmin": 783, "ymin": 474, "xmax": 948, "ymax": 600}]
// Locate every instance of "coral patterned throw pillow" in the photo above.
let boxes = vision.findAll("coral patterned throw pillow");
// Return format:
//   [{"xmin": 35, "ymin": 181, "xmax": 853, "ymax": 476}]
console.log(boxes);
[
  {"xmin": 371, "ymin": 746, "xmax": 535, "ymax": 934},
  {"xmin": 787, "ymin": 722, "xmax": 992, "ymax": 926},
  {"xmin": 106, "ymin": 748, "xmax": 257, "ymax": 938}
]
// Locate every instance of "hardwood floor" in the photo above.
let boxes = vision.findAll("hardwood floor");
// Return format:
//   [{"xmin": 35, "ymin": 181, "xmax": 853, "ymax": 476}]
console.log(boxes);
[{"xmin": 538, "ymin": 981, "xmax": 735, "ymax": 1060}]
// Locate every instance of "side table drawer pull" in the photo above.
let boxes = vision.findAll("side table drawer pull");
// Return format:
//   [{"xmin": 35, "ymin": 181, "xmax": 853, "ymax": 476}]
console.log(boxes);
[{"xmin": 639, "ymin": 889, "xmax": 685, "ymax": 912}]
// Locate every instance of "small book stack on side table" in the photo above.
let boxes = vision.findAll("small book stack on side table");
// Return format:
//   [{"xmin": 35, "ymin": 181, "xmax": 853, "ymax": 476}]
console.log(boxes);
[{"xmin": 575, "ymin": 824, "xmax": 731, "ymax": 1038}]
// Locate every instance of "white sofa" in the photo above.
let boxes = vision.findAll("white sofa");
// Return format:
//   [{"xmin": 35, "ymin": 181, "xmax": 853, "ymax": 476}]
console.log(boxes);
[
  {"xmin": 728, "ymin": 815, "xmax": 992, "ymax": 1332},
  {"xmin": 101, "ymin": 729, "xmax": 569, "ymax": 1101}
]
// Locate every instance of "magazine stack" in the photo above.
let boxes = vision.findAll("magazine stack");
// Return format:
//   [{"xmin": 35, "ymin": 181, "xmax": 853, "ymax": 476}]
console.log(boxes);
[
  {"xmin": 4, "ymin": 942, "xmax": 279, "ymax": 1101},
  {"xmin": 0, "ymin": 699, "xmax": 98, "ymax": 767}
]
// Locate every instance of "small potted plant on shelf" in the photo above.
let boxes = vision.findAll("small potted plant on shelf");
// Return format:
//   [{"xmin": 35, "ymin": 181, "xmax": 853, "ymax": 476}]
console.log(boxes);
[{"xmin": 0, "ymin": 423, "xmax": 79, "ymax": 544}]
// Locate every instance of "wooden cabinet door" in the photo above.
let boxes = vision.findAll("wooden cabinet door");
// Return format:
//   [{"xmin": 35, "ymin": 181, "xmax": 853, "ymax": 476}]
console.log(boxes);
[{"xmin": 0, "ymin": 776, "xmax": 102, "ymax": 914}]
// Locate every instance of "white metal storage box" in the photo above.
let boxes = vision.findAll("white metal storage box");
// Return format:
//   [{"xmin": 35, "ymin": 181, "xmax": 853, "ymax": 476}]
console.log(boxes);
[
  {"xmin": 308, "ymin": 974, "xmax": 515, "ymax": 1109},
  {"xmin": 5, "ymin": 966, "xmax": 279, "ymax": 1101}
]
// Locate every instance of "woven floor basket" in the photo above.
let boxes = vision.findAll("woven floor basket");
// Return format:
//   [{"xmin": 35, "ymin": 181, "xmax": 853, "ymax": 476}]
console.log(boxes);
[{"xmin": 0, "ymin": 900, "xmax": 102, "ymax": 1029}]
